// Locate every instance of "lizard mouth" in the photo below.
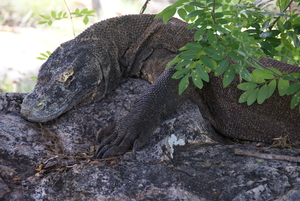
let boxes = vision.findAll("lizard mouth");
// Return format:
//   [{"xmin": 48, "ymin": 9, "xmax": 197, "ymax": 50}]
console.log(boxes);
[{"xmin": 20, "ymin": 86, "xmax": 97, "ymax": 123}]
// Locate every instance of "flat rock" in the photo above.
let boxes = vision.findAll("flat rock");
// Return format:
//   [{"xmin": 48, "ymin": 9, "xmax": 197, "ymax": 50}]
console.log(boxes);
[{"xmin": 0, "ymin": 78, "xmax": 299, "ymax": 200}]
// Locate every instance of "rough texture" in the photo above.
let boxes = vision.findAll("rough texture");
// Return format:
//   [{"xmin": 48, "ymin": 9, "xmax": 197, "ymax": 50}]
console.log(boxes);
[
  {"xmin": 1, "ymin": 14, "xmax": 300, "ymax": 199},
  {"xmin": 18, "ymin": 14, "xmax": 300, "ymax": 158},
  {"xmin": 1, "ymin": 79, "xmax": 300, "ymax": 200}
]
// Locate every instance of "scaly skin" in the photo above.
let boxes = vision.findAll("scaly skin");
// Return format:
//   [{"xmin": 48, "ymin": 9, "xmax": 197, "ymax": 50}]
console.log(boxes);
[
  {"xmin": 20, "ymin": 14, "xmax": 300, "ymax": 158},
  {"xmin": 21, "ymin": 14, "xmax": 193, "ymax": 122}
]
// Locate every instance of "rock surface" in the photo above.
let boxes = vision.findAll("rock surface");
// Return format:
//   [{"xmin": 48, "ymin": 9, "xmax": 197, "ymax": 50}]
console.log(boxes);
[{"xmin": 0, "ymin": 78, "xmax": 300, "ymax": 201}]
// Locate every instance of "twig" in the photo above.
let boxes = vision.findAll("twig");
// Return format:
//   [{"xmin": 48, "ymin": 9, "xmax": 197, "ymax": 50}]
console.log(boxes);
[
  {"xmin": 63, "ymin": 0, "xmax": 76, "ymax": 38},
  {"xmin": 140, "ymin": 0, "xmax": 151, "ymax": 14},
  {"xmin": 269, "ymin": 0, "xmax": 294, "ymax": 30},
  {"xmin": 234, "ymin": 149, "xmax": 300, "ymax": 163},
  {"xmin": 212, "ymin": 0, "xmax": 217, "ymax": 24}
]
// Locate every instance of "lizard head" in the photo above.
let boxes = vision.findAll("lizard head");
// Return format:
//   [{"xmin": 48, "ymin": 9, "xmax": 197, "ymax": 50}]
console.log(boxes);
[{"xmin": 21, "ymin": 42, "xmax": 105, "ymax": 122}]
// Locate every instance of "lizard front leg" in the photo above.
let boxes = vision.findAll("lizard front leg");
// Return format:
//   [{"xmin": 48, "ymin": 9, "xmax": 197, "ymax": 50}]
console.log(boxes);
[{"xmin": 96, "ymin": 67, "xmax": 195, "ymax": 158}]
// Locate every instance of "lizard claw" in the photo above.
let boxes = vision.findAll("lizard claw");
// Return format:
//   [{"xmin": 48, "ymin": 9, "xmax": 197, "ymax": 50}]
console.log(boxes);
[{"xmin": 95, "ymin": 115, "xmax": 158, "ymax": 158}]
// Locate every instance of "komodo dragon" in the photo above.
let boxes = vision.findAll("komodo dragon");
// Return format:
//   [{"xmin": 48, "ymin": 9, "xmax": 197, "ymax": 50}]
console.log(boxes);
[{"xmin": 20, "ymin": 14, "xmax": 300, "ymax": 158}]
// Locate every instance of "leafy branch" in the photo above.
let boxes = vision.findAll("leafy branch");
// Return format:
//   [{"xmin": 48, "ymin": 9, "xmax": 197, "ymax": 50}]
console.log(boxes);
[
  {"xmin": 156, "ymin": 0, "xmax": 300, "ymax": 111},
  {"xmin": 38, "ymin": 8, "xmax": 95, "ymax": 27},
  {"xmin": 36, "ymin": 2, "xmax": 95, "ymax": 60},
  {"xmin": 37, "ymin": 51, "xmax": 52, "ymax": 60}
]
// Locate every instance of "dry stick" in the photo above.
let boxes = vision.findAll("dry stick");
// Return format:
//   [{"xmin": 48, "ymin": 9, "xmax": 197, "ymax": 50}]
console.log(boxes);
[
  {"xmin": 234, "ymin": 149, "xmax": 300, "ymax": 163},
  {"xmin": 140, "ymin": 0, "xmax": 151, "ymax": 14},
  {"xmin": 63, "ymin": 0, "xmax": 76, "ymax": 38}
]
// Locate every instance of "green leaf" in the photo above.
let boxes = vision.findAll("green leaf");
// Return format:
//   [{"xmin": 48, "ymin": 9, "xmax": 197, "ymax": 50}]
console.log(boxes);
[
  {"xmin": 207, "ymin": 30, "xmax": 217, "ymax": 46},
  {"xmin": 250, "ymin": 23, "xmax": 260, "ymax": 30},
  {"xmin": 228, "ymin": 51, "xmax": 245, "ymax": 60},
  {"xmin": 247, "ymin": 88, "xmax": 259, "ymax": 105},
  {"xmin": 167, "ymin": 56, "xmax": 181, "ymax": 68},
  {"xmin": 291, "ymin": 91, "xmax": 300, "ymax": 109},
  {"xmin": 40, "ymin": 53, "xmax": 48, "ymax": 57},
  {"xmin": 196, "ymin": 63, "xmax": 209, "ymax": 82},
  {"xmin": 283, "ymin": 73, "xmax": 300, "ymax": 80},
  {"xmin": 200, "ymin": 55, "xmax": 215, "ymax": 70},
  {"xmin": 162, "ymin": 8, "xmax": 176, "ymax": 24},
  {"xmin": 185, "ymin": 10, "xmax": 205, "ymax": 18},
  {"xmin": 83, "ymin": 16, "xmax": 89, "ymax": 25},
  {"xmin": 39, "ymin": 14, "xmax": 50, "ymax": 20},
  {"xmin": 186, "ymin": 43, "xmax": 202, "ymax": 51},
  {"xmin": 172, "ymin": 68, "xmax": 190, "ymax": 79},
  {"xmin": 171, "ymin": 0, "xmax": 190, "ymax": 7},
  {"xmin": 51, "ymin": 11, "xmax": 56, "ymax": 19},
  {"xmin": 282, "ymin": 38, "xmax": 294, "ymax": 51},
  {"xmin": 237, "ymin": 82, "xmax": 257, "ymax": 91},
  {"xmin": 294, "ymin": 26, "xmax": 300, "ymax": 34},
  {"xmin": 286, "ymin": 83, "xmax": 300, "ymax": 95},
  {"xmin": 194, "ymin": 27, "xmax": 206, "ymax": 41},
  {"xmin": 175, "ymin": 60, "xmax": 191, "ymax": 70},
  {"xmin": 278, "ymin": 77, "xmax": 290, "ymax": 96},
  {"xmin": 267, "ymin": 67, "xmax": 282, "ymax": 75},
  {"xmin": 267, "ymin": 80, "xmax": 276, "ymax": 98},
  {"xmin": 210, "ymin": 50, "xmax": 225, "ymax": 61},
  {"xmin": 188, "ymin": 2, "xmax": 205, "ymax": 7},
  {"xmin": 155, "ymin": 6, "xmax": 172, "ymax": 18},
  {"xmin": 178, "ymin": 8, "xmax": 187, "ymax": 19},
  {"xmin": 184, "ymin": 4, "xmax": 195, "ymax": 12},
  {"xmin": 266, "ymin": 37, "xmax": 281, "ymax": 47},
  {"xmin": 38, "ymin": 21, "xmax": 48, "ymax": 25},
  {"xmin": 210, "ymin": 47, "xmax": 225, "ymax": 60},
  {"xmin": 238, "ymin": 89, "xmax": 255, "ymax": 103},
  {"xmin": 262, "ymin": 19, "xmax": 271, "ymax": 30},
  {"xmin": 277, "ymin": 21, "xmax": 285, "ymax": 30},
  {"xmin": 257, "ymin": 84, "xmax": 268, "ymax": 104},
  {"xmin": 192, "ymin": 70, "xmax": 204, "ymax": 89},
  {"xmin": 259, "ymin": 41, "xmax": 277, "ymax": 56},
  {"xmin": 214, "ymin": 59, "xmax": 229, "ymax": 76},
  {"xmin": 292, "ymin": 35, "xmax": 300, "ymax": 48},
  {"xmin": 211, "ymin": 24, "xmax": 230, "ymax": 34},
  {"xmin": 222, "ymin": 65, "xmax": 235, "ymax": 87},
  {"xmin": 250, "ymin": 74, "xmax": 265, "ymax": 84},
  {"xmin": 216, "ymin": 19, "xmax": 229, "ymax": 25},
  {"xmin": 252, "ymin": 69, "xmax": 274, "ymax": 79},
  {"xmin": 179, "ymin": 73, "xmax": 190, "ymax": 95},
  {"xmin": 47, "ymin": 21, "xmax": 53, "ymax": 26},
  {"xmin": 259, "ymin": 30, "xmax": 280, "ymax": 38},
  {"xmin": 284, "ymin": 21, "xmax": 292, "ymax": 29},
  {"xmin": 179, "ymin": 51, "xmax": 198, "ymax": 60},
  {"xmin": 81, "ymin": 8, "xmax": 88, "ymax": 14},
  {"xmin": 235, "ymin": 64, "xmax": 251, "ymax": 81},
  {"xmin": 58, "ymin": 11, "xmax": 63, "ymax": 18}
]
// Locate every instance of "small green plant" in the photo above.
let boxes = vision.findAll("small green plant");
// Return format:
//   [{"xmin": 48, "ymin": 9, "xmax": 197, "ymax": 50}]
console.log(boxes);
[
  {"xmin": 157, "ymin": 0, "xmax": 300, "ymax": 111},
  {"xmin": 37, "ymin": 51, "xmax": 52, "ymax": 60},
  {"xmin": 36, "ymin": 2, "xmax": 95, "ymax": 60},
  {"xmin": 38, "ymin": 8, "xmax": 95, "ymax": 26}
]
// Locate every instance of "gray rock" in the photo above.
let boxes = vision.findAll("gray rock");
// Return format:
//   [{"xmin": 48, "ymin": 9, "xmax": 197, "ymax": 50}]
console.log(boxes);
[{"xmin": 0, "ymin": 78, "xmax": 299, "ymax": 200}]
